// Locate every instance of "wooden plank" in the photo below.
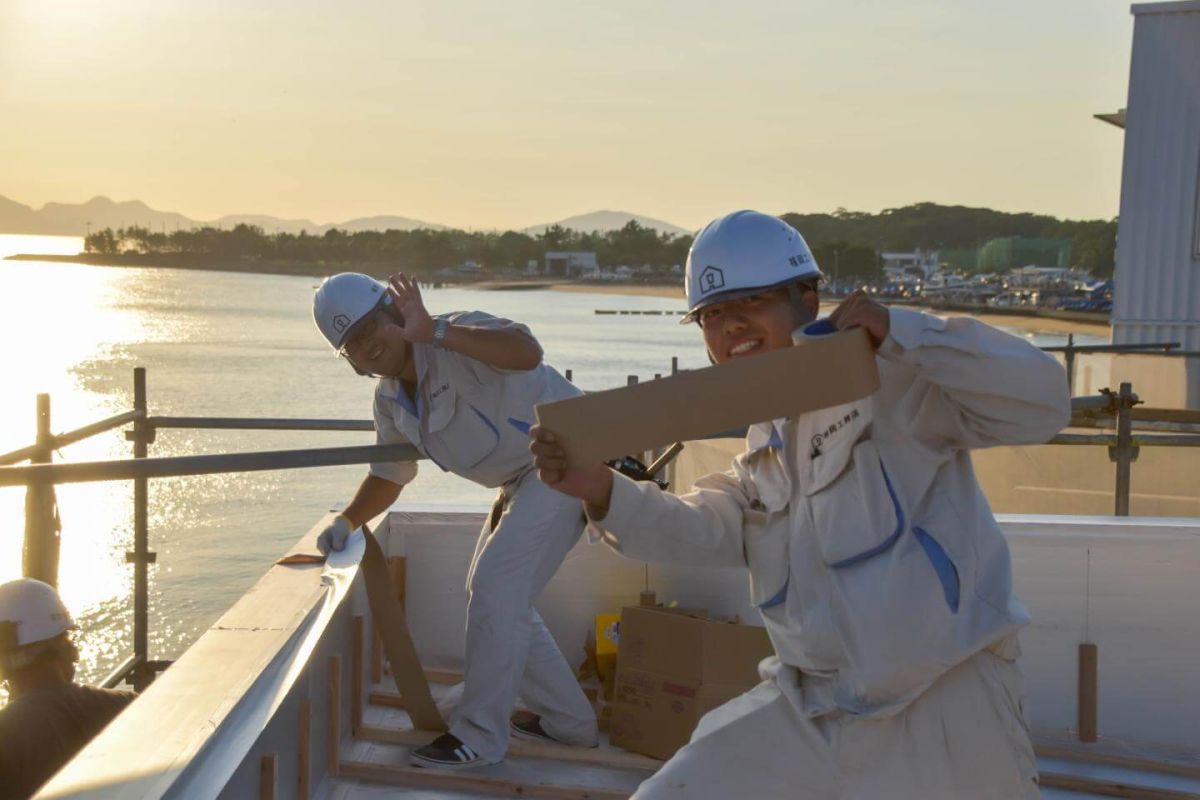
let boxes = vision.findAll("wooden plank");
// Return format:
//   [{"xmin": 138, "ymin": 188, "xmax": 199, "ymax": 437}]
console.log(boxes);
[
  {"xmin": 297, "ymin": 700, "xmax": 311, "ymax": 800},
  {"xmin": 1039, "ymin": 771, "xmax": 1200, "ymax": 800},
  {"xmin": 327, "ymin": 655, "xmax": 341, "ymax": 778},
  {"xmin": 389, "ymin": 556, "xmax": 407, "ymax": 602},
  {"xmin": 369, "ymin": 683, "xmax": 598, "ymax": 710},
  {"xmin": 338, "ymin": 758, "xmax": 632, "ymax": 800},
  {"xmin": 357, "ymin": 724, "xmax": 661, "ymax": 772},
  {"xmin": 259, "ymin": 754, "xmax": 276, "ymax": 800},
  {"xmin": 1035, "ymin": 745, "xmax": 1200, "ymax": 780},
  {"xmin": 352, "ymin": 616, "xmax": 364, "ymax": 737},
  {"xmin": 360, "ymin": 527, "xmax": 445, "ymax": 731}
]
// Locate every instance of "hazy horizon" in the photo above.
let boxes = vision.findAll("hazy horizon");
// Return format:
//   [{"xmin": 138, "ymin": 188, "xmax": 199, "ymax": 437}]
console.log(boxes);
[{"xmin": 1, "ymin": 1, "xmax": 1134, "ymax": 230}]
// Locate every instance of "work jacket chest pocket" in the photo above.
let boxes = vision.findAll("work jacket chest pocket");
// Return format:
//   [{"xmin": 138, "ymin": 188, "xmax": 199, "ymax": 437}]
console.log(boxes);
[
  {"xmin": 806, "ymin": 439, "xmax": 903, "ymax": 568},
  {"xmin": 743, "ymin": 501, "xmax": 791, "ymax": 610},
  {"xmin": 424, "ymin": 387, "xmax": 501, "ymax": 471}
]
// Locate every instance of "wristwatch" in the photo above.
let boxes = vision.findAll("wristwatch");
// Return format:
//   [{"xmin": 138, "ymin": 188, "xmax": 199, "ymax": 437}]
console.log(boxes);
[{"xmin": 432, "ymin": 317, "xmax": 449, "ymax": 349}]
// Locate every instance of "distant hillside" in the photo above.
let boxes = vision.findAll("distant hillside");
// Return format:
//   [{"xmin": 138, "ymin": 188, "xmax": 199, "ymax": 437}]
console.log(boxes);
[
  {"xmin": 0, "ymin": 195, "xmax": 446, "ymax": 236},
  {"xmin": 525, "ymin": 210, "xmax": 690, "ymax": 237}
]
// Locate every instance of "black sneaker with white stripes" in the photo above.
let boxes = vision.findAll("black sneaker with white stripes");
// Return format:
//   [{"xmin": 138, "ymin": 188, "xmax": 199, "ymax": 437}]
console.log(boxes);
[
  {"xmin": 509, "ymin": 714, "xmax": 557, "ymax": 744},
  {"xmin": 410, "ymin": 733, "xmax": 485, "ymax": 770}
]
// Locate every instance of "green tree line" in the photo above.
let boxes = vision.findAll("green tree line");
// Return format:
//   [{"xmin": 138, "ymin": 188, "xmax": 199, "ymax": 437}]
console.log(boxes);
[
  {"xmin": 780, "ymin": 203, "xmax": 1116, "ymax": 278},
  {"xmin": 84, "ymin": 203, "xmax": 1117, "ymax": 278},
  {"xmin": 84, "ymin": 220, "xmax": 693, "ymax": 276}
]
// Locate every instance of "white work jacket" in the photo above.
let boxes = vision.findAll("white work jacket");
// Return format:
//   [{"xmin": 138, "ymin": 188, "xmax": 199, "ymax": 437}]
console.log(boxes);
[
  {"xmin": 369, "ymin": 311, "xmax": 581, "ymax": 489},
  {"xmin": 591, "ymin": 307, "xmax": 1071, "ymax": 718}
]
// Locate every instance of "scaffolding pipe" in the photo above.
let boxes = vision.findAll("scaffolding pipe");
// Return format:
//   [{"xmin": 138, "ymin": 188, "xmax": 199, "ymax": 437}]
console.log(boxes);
[
  {"xmin": 0, "ymin": 443, "xmax": 425, "ymax": 487},
  {"xmin": 22, "ymin": 394, "xmax": 60, "ymax": 586},
  {"xmin": 148, "ymin": 416, "xmax": 373, "ymax": 432}
]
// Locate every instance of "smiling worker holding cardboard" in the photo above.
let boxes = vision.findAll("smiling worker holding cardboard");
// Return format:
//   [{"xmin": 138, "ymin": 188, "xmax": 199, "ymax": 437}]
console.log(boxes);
[{"xmin": 530, "ymin": 210, "xmax": 1070, "ymax": 799}]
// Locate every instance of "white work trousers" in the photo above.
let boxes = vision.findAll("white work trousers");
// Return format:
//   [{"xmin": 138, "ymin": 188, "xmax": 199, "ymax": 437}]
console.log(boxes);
[
  {"xmin": 450, "ymin": 469, "xmax": 598, "ymax": 762},
  {"xmin": 633, "ymin": 650, "xmax": 1040, "ymax": 800}
]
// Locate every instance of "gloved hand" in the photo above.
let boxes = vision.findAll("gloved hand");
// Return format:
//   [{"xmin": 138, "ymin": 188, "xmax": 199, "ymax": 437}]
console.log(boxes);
[{"xmin": 317, "ymin": 515, "xmax": 355, "ymax": 556}]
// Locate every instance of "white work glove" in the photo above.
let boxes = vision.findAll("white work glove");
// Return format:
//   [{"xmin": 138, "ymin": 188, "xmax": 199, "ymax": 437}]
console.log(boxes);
[{"xmin": 317, "ymin": 515, "xmax": 354, "ymax": 556}]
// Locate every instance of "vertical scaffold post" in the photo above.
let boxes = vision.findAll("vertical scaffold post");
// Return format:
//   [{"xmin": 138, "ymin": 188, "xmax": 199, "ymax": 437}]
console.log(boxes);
[
  {"xmin": 23, "ymin": 393, "xmax": 60, "ymax": 586},
  {"xmin": 1109, "ymin": 382, "xmax": 1138, "ymax": 517},
  {"xmin": 126, "ymin": 367, "xmax": 157, "ymax": 689},
  {"xmin": 1064, "ymin": 334, "xmax": 1076, "ymax": 395}
]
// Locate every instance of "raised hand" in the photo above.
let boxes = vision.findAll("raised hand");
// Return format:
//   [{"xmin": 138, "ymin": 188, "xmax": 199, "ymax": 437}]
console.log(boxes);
[
  {"xmin": 827, "ymin": 289, "xmax": 890, "ymax": 349},
  {"xmin": 529, "ymin": 425, "xmax": 614, "ymax": 513},
  {"xmin": 388, "ymin": 272, "xmax": 436, "ymax": 344}
]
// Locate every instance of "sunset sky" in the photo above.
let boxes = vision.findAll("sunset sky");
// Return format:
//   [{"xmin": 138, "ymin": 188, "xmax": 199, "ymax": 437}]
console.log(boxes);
[{"xmin": 0, "ymin": 0, "xmax": 1136, "ymax": 230}]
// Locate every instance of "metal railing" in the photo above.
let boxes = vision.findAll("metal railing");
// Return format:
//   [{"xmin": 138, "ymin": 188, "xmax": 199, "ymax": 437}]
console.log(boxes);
[
  {"xmin": 2, "ymin": 363, "xmax": 1199, "ymax": 691},
  {"xmin": 1041, "ymin": 336, "xmax": 1199, "ymax": 394}
]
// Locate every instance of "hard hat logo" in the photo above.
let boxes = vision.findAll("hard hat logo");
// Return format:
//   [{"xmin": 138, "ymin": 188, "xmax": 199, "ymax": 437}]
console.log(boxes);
[
  {"xmin": 699, "ymin": 266, "xmax": 725, "ymax": 295},
  {"xmin": 333, "ymin": 314, "xmax": 351, "ymax": 334},
  {"xmin": 788, "ymin": 252, "xmax": 812, "ymax": 268}
]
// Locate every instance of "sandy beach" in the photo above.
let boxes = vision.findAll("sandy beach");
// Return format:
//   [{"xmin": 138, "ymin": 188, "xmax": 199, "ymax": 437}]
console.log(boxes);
[{"xmin": 546, "ymin": 281, "xmax": 1111, "ymax": 339}]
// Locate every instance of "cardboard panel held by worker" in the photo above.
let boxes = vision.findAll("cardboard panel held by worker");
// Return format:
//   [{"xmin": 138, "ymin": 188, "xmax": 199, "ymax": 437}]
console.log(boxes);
[{"xmin": 534, "ymin": 328, "xmax": 879, "ymax": 467}]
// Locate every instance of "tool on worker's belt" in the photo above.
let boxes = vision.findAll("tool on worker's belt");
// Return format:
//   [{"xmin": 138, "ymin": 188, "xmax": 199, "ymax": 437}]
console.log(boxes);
[{"xmin": 606, "ymin": 441, "xmax": 685, "ymax": 492}]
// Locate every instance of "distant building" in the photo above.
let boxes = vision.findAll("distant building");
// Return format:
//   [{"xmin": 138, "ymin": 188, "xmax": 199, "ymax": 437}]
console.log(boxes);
[
  {"xmin": 1107, "ymin": 1, "xmax": 1200, "ymax": 387},
  {"xmin": 1007, "ymin": 266, "xmax": 1071, "ymax": 287},
  {"xmin": 543, "ymin": 251, "xmax": 599, "ymax": 278},
  {"xmin": 881, "ymin": 250, "xmax": 938, "ymax": 284}
]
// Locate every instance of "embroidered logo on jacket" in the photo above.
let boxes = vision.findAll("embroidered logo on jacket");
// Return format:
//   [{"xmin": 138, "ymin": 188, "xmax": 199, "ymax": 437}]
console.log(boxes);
[{"xmin": 810, "ymin": 409, "xmax": 860, "ymax": 457}]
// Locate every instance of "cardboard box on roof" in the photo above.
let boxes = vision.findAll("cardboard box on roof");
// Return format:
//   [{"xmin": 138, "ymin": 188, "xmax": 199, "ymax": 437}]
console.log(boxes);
[{"xmin": 609, "ymin": 606, "xmax": 774, "ymax": 761}]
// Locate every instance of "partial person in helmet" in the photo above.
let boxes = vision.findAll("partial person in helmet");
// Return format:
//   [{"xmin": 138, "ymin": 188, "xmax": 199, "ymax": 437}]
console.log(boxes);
[
  {"xmin": 0, "ymin": 579, "xmax": 136, "ymax": 800},
  {"xmin": 530, "ymin": 210, "xmax": 1070, "ymax": 799},
  {"xmin": 311, "ymin": 272, "xmax": 598, "ymax": 770}
]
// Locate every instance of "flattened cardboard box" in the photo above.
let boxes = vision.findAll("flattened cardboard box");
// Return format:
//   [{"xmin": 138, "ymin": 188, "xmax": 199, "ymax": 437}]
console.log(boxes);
[
  {"xmin": 610, "ymin": 606, "xmax": 774, "ymax": 760},
  {"xmin": 535, "ymin": 328, "xmax": 879, "ymax": 467}
]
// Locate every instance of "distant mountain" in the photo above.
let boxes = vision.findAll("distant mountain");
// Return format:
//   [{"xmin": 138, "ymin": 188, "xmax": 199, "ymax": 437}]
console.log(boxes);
[
  {"xmin": 524, "ymin": 210, "xmax": 691, "ymax": 237},
  {"xmin": 317, "ymin": 215, "xmax": 445, "ymax": 233},
  {"xmin": 0, "ymin": 195, "xmax": 193, "ymax": 235},
  {"xmin": 214, "ymin": 213, "xmax": 321, "ymax": 234},
  {"xmin": 0, "ymin": 195, "xmax": 447, "ymax": 237}
]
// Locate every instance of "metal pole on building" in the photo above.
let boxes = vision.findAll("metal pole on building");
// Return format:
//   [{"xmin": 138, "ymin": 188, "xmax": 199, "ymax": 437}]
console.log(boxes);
[
  {"xmin": 23, "ymin": 394, "xmax": 60, "ymax": 586},
  {"xmin": 126, "ymin": 367, "xmax": 157, "ymax": 690}
]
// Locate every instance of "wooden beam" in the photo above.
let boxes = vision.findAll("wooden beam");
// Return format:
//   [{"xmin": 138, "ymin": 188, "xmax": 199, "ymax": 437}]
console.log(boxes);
[
  {"xmin": 358, "ymin": 724, "xmax": 661, "ymax": 772},
  {"xmin": 371, "ymin": 627, "xmax": 383, "ymax": 684},
  {"xmin": 352, "ymin": 616, "xmax": 364, "ymax": 737},
  {"xmin": 1079, "ymin": 642, "xmax": 1099, "ymax": 743},
  {"xmin": 369, "ymin": 684, "xmax": 598, "ymax": 710},
  {"xmin": 1039, "ymin": 771, "xmax": 1200, "ymax": 800},
  {"xmin": 1035, "ymin": 745, "xmax": 1200, "ymax": 780},
  {"xmin": 259, "ymin": 753, "xmax": 276, "ymax": 800},
  {"xmin": 381, "ymin": 667, "xmax": 465, "ymax": 684},
  {"xmin": 338, "ymin": 759, "xmax": 632, "ymax": 800},
  {"xmin": 297, "ymin": 700, "xmax": 311, "ymax": 800},
  {"xmin": 327, "ymin": 655, "xmax": 341, "ymax": 777}
]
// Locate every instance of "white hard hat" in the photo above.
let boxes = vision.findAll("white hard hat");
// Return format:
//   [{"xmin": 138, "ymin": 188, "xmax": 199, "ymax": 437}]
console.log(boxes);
[
  {"xmin": 683, "ymin": 210, "xmax": 822, "ymax": 323},
  {"xmin": 0, "ymin": 578, "xmax": 76, "ymax": 651},
  {"xmin": 312, "ymin": 273, "xmax": 390, "ymax": 351}
]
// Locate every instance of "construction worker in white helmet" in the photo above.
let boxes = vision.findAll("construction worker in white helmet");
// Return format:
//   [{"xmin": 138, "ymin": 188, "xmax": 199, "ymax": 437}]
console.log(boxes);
[
  {"xmin": 0, "ymin": 578, "xmax": 136, "ymax": 799},
  {"xmin": 311, "ymin": 272, "xmax": 597, "ymax": 769},
  {"xmin": 530, "ymin": 210, "xmax": 1070, "ymax": 799}
]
